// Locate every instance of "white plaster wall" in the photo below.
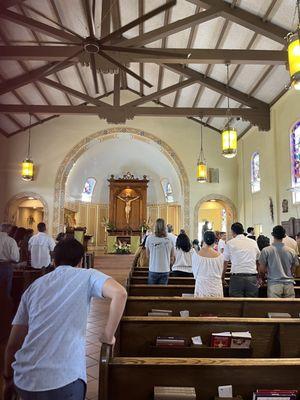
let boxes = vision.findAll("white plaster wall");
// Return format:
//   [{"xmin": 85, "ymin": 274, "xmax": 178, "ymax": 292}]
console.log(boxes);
[
  {"xmin": 3, "ymin": 90, "xmax": 238, "ymax": 237},
  {"xmin": 238, "ymin": 89, "xmax": 300, "ymax": 235}
]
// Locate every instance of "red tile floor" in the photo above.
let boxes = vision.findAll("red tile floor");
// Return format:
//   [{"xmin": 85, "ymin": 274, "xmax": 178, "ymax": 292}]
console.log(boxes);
[{"xmin": 85, "ymin": 255, "xmax": 133, "ymax": 400}]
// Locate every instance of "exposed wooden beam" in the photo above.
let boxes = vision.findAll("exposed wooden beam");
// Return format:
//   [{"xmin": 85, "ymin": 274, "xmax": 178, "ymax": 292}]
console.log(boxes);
[
  {"xmin": 138, "ymin": 0, "xmax": 144, "ymax": 96},
  {"xmin": 100, "ymin": 0, "xmax": 110, "ymax": 39},
  {"xmin": 165, "ymin": 64, "xmax": 269, "ymax": 110},
  {"xmin": 0, "ymin": 61, "xmax": 74, "ymax": 96},
  {"xmin": 81, "ymin": 0, "xmax": 95, "ymax": 36},
  {"xmin": 1, "ymin": 0, "xmax": 27, "ymax": 8},
  {"xmin": 124, "ymin": 78, "xmax": 197, "ymax": 107},
  {"xmin": 0, "ymin": 46, "xmax": 287, "ymax": 65},
  {"xmin": 157, "ymin": 5, "xmax": 172, "ymax": 98},
  {"xmin": 0, "ymin": 8, "xmax": 81, "ymax": 43},
  {"xmin": 173, "ymin": 4, "xmax": 201, "ymax": 108},
  {"xmin": 0, "ymin": 126, "xmax": 9, "ymax": 137},
  {"xmin": 113, "ymin": 73, "xmax": 120, "ymax": 106},
  {"xmin": 114, "ymin": 7, "xmax": 220, "ymax": 47},
  {"xmin": 186, "ymin": 0, "xmax": 288, "ymax": 44},
  {"xmin": 0, "ymin": 104, "xmax": 270, "ymax": 130},
  {"xmin": 39, "ymin": 78, "xmax": 112, "ymax": 107},
  {"xmin": 111, "ymin": 0, "xmax": 127, "ymax": 89}
]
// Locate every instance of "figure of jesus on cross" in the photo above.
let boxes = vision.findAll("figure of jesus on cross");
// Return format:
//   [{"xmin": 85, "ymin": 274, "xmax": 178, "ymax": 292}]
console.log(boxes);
[{"xmin": 117, "ymin": 194, "xmax": 140, "ymax": 225}]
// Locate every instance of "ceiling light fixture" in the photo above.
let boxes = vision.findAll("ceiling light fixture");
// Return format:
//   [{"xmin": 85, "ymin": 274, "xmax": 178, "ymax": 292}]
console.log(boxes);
[
  {"xmin": 221, "ymin": 64, "xmax": 237, "ymax": 158},
  {"xmin": 21, "ymin": 114, "xmax": 34, "ymax": 181},
  {"xmin": 197, "ymin": 118, "xmax": 208, "ymax": 183},
  {"xmin": 287, "ymin": 0, "xmax": 300, "ymax": 90}
]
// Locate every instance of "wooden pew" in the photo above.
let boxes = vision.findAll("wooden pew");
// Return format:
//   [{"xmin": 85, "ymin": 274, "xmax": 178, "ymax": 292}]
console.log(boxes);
[
  {"xmin": 125, "ymin": 296, "xmax": 300, "ymax": 317},
  {"xmin": 99, "ymin": 346, "xmax": 300, "ymax": 400},
  {"xmin": 128, "ymin": 284, "xmax": 300, "ymax": 297},
  {"xmin": 117, "ymin": 316, "xmax": 300, "ymax": 358}
]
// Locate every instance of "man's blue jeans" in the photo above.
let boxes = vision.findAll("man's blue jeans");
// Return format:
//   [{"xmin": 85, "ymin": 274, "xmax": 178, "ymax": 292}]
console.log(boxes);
[
  {"xmin": 148, "ymin": 271, "xmax": 169, "ymax": 285},
  {"xmin": 16, "ymin": 379, "xmax": 86, "ymax": 400}
]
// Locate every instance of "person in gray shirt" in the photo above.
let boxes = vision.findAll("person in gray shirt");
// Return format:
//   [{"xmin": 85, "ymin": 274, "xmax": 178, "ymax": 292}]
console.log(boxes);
[
  {"xmin": 146, "ymin": 218, "xmax": 175, "ymax": 285},
  {"xmin": 259, "ymin": 225, "xmax": 299, "ymax": 298}
]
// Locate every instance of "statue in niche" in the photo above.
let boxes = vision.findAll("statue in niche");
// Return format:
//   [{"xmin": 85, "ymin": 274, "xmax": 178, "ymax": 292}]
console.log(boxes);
[
  {"xmin": 282, "ymin": 199, "xmax": 289, "ymax": 213},
  {"xmin": 117, "ymin": 194, "xmax": 140, "ymax": 225}
]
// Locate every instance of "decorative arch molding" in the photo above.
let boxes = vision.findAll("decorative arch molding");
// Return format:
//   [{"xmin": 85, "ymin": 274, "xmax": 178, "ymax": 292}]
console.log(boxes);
[
  {"xmin": 193, "ymin": 194, "xmax": 237, "ymax": 239},
  {"xmin": 4, "ymin": 191, "xmax": 49, "ymax": 227},
  {"xmin": 53, "ymin": 127, "xmax": 190, "ymax": 235}
]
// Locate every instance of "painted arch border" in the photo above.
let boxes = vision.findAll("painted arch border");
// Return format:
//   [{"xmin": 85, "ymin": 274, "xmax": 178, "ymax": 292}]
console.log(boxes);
[
  {"xmin": 193, "ymin": 194, "xmax": 237, "ymax": 239},
  {"xmin": 53, "ymin": 127, "xmax": 190, "ymax": 235}
]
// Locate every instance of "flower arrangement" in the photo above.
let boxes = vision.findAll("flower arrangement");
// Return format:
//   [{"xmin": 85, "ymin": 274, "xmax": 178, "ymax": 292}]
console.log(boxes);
[
  {"xmin": 102, "ymin": 217, "xmax": 116, "ymax": 231},
  {"xmin": 114, "ymin": 241, "xmax": 131, "ymax": 254},
  {"xmin": 139, "ymin": 217, "xmax": 152, "ymax": 233}
]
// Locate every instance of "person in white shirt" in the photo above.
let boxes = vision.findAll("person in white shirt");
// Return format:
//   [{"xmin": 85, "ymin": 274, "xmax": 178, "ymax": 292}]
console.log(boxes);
[
  {"xmin": 167, "ymin": 224, "xmax": 177, "ymax": 247},
  {"xmin": 217, "ymin": 232, "xmax": 227, "ymax": 254},
  {"xmin": 223, "ymin": 222, "xmax": 260, "ymax": 297},
  {"xmin": 282, "ymin": 234, "xmax": 298, "ymax": 254},
  {"xmin": 171, "ymin": 233, "xmax": 194, "ymax": 277},
  {"xmin": 28, "ymin": 222, "xmax": 56, "ymax": 269},
  {"xmin": 0, "ymin": 223, "xmax": 20, "ymax": 264},
  {"xmin": 3, "ymin": 238, "xmax": 127, "ymax": 400}
]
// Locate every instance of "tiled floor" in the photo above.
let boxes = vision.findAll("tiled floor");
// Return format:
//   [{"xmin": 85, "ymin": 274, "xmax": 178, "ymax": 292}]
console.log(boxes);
[{"xmin": 85, "ymin": 255, "xmax": 133, "ymax": 400}]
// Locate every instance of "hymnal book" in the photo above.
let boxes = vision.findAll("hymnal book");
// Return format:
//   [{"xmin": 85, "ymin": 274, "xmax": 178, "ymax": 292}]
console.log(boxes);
[
  {"xmin": 182, "ymin": 293, "xmax": 194, "ymax": 298},
  {"xmin": 230, "ymin": 332, "xmax": 252, "ymax": 349},
  {"xmin": 211, "ymin": 332, "xmax": 231, "ymax": 348},
  {"xmin": 267, "ymin": 312, "xmax": 292, "ymax": 318},
  {"xmin": 156, "ymin": 336, "xmax": 187, "ymax": 348},
  {"xmin": 218, "ymin": 385, "xmax": 233, "ymax": 398},
  {"xmin": 148, "ymin": 309, "xmax": 173, "ymax": 316},
  {"xmin": 154, "ymin": 386, "xmax": 196, "ymax": 400},
  {"xmin": 180, "ymin": 310, "xmax": 190, "ymax": 317},
  {"xmin": 253, "ymin": 390, "xmax": 298, "ymax": 400}
]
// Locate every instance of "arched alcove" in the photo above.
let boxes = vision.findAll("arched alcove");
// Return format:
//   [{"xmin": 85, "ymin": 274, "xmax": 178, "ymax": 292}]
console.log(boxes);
[{"xmin": 53, "ymin": 127, "xmax": 190, "ymax": 235}]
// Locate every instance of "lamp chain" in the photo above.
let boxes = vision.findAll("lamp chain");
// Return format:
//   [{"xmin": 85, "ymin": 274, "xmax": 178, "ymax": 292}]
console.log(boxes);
[
  {"xmin": 226, "ymin": 63, "xmax": 231, "ymax": 128},
  {"xmin": 27, "ymin": 114, "xmax": 32, "ymax": 159}
]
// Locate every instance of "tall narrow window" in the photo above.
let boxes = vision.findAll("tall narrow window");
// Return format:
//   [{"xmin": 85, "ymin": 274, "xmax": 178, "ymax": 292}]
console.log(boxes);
[
  {"xmin": 161, "ymin": 179, "xmax": 174, "ymax": 203},
  {"xmin": 81, "ymin": 177, "xmax": 96, "ymax": 203},
  {"xmin": 251, "ymin": 152, "xmax": 261, "ymax": 193},
  {"xmin": 291, "ymin": 121, "xmax": 300, "ymax": 203}
]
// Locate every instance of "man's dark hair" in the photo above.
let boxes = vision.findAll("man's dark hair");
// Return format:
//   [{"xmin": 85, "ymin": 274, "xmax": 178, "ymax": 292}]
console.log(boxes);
[
  {"xmin": 203, "ymin": 230, "xmax": 216, "ymax": 246},
  {"xmin": 231, "ymin": 222, "xmax": 244, "ymax": 235},
  {"xmin": 54, "ymin": 238, "xmax": 84, "ymax": 267},
  {"xmin": 247, "ymin": 227, "xmax": 254, "ymax": 234},
  {"xmin": 167, "ymin": 224, "xmax": 173, "ymax": 233},
  {"xmin": 37, "ymin": 222, "xmax": 46, "ymax": 232},
  {"xmin": 272, "ymin": 225, "xmax": 286, "ymax": 240},
  {"xmin": 257, "ymin": 235, "xmax": 270, "ymax": 251},
  {"xmin": 176, "ymin": 233, "xmax": 191, "ymax": 252},
  {"xmin": 296, "ymin": 232, "xmax": 300, "ymax": 239}
]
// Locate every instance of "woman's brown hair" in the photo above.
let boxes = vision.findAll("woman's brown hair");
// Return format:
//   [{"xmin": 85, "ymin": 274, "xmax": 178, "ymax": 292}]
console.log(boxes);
[{"xmin": 155, "ymin": 218, "xmax": 167, "ymax": 238}]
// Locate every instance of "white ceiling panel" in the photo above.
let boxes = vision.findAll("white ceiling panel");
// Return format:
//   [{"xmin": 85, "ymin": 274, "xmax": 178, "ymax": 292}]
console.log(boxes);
[
  {"xmin": 177, "ymin": 83, "xmax": 201, "ymax": 107},
  {"xmin": 253, "ymin": 65, "xmax": 290, "ymax": 103}
]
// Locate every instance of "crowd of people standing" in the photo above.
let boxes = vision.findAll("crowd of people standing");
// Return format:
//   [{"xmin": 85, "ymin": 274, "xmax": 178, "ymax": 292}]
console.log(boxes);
[{"xmin": 134, "ymin": 219, "xmax": 300, "ymax": 299}]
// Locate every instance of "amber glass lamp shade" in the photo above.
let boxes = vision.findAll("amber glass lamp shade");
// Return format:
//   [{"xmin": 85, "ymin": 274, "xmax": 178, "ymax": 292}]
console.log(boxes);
[
  {"xmin": 197, "ymin": 160, "xmax": 208, "ymax": 183},
  {"xmin": 222, "ymin": 128, "xmax": 237, "ymax": 158},
  {"xmin": 21, "ymin": 158, "xmax": 34, "ymax": 181},
  {"xmin": 288, "ymin": 33, "xmax": 300, "ymax": 90}
]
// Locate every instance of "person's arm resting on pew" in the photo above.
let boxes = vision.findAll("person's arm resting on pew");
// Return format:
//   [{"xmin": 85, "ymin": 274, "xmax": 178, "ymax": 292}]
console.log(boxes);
[
  {"xmin": 99, "ymin": 279, "xmax": 127, "ymax": 346},
  {"xmin": 3, "ymin": 324, "xmax": 28, "ymax": 400}
]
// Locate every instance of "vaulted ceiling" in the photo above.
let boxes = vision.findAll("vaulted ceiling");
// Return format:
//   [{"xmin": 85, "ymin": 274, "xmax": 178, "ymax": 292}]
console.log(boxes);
[{"xmin": 0, "ymin": 0, "xmax": 297, "ymax": 138}]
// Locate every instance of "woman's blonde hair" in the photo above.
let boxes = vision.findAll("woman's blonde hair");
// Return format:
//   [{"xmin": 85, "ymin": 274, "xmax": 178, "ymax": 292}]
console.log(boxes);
[{"xmin": 155, "ymin": 218, "xmax": 167, "ymax": 238}]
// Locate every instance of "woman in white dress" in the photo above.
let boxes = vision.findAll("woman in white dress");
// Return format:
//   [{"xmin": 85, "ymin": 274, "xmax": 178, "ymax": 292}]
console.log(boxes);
[{"xmin": 192, "ymin": 231, "xmax": 226, "ymax": 297}]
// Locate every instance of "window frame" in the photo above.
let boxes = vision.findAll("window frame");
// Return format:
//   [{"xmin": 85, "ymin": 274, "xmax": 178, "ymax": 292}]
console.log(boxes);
[
  {"xmin": 81, "ymin": 177, "xmax": 96, "ymax": 203},
  {"xmin": 291, "ymin": 121, "xmax": 300, "ymax": 204},
  {"xmin": 161, "ymin": 178, "xmax": 174, "ymax": 203},
  {"xmin": 251, "ymin": 151, "xmax": 261, "ymax": 194}
]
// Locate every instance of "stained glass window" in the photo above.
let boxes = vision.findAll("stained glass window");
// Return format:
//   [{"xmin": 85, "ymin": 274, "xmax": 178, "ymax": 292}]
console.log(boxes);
[
  {"xmin": 161, "ymin": 179, "xmax": 174, "ymax": 203},
  {"xmin": 251, "ymin": 152, "xmax": 261, "ymax": 193},
  {"xmin": 81, "ymin": 177, "xmax": 96, "ymax": 202},
  {"xmin": 291, "ymin": 121, "xmax": 300, "ymax": 203}
]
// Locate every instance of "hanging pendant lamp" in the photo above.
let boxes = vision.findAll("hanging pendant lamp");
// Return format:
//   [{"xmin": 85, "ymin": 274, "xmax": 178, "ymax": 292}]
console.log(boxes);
[
  {"xmin": 222, "ymin": 64, "xmax": 237, "ymax": 158},
  {"xmin": 197, "ymin": 118, "xmax": 208, "ymax": 183},
  {"xmin": 287, "ymin": 0, "xmax": 300, "ymax": 90},
  {"xmin": 21, "ymin": 114, "xmax": 34, "ymax": 181}
]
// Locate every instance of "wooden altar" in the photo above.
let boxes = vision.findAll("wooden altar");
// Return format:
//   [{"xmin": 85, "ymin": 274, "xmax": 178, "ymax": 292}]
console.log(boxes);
[{"xmin": 108, "ymin": 172, "xmax": 148, "ymax": 233}]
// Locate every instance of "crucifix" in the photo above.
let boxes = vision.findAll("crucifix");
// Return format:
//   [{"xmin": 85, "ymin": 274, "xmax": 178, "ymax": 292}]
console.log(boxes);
[{"xmin": 117, "ymin": 195, "xmax": 140, "ymax": 225}]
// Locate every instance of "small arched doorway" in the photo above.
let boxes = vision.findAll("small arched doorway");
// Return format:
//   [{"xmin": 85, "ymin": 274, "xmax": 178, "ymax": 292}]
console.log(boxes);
[
  {"xmin": 5, "ymin": 193, "xmax": 48, "ymax": 233},
  {"xmin": 194, "ymin": 195, "xmax": 237, "ymax": 241}
]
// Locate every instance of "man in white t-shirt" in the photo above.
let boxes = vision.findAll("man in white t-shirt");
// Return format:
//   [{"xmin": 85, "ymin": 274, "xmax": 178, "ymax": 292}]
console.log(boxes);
[
  {"xmin": 282, "ymin": 234, "xmax": 298, "ymax": 254},
  {"xmin": 217, "ymin": 232, "xmax": 226, "ymax": 254},
  {"xmin": 223, "ymin": 222, "xmax": 260, "ymax": 297},
  {"xmin": 167, "ymin": 224, "xmax": 177, "ymax": 247},
  {"xmin": 28, "ymin": 223, "xmax": 56, "ymax": 269}
]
